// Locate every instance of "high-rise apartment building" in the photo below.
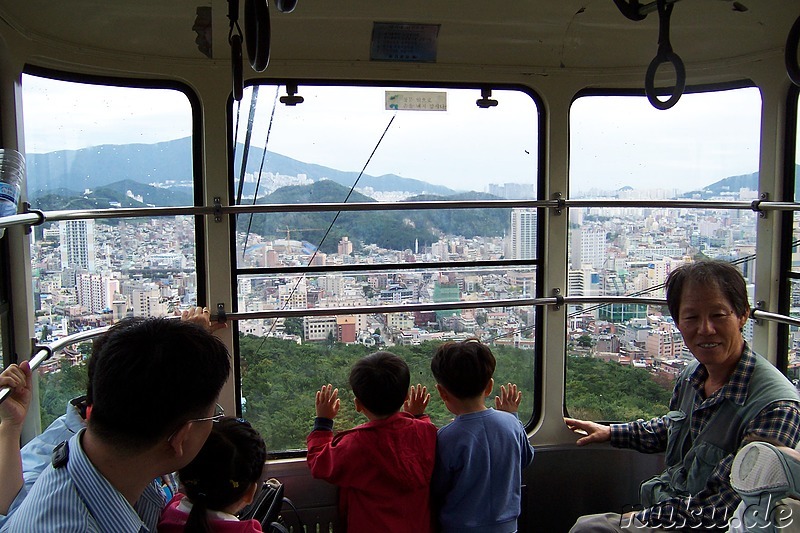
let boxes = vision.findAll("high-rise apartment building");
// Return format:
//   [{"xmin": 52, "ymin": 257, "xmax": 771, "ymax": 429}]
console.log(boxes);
[
  {"xmin": 570, "ymin": 226, "xmax": 606, "ymax": 270},
  {"xmin": 76, "ymin": 271, "xmax": 104, "ymax": 313},
  {"xmin": 509, "ymin": 208, "xmax": 537, "ymax": 260},
  {"xmin": 59, "ymin": 219, "xmax": 96, "ymax": 272},
  {"xmin": 337, "ymin": 236, "xmax": 353, "ymax": 255}
]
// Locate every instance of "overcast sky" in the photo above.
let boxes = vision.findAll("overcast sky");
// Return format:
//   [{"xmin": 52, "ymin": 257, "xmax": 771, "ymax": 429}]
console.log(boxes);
[{"xmin": 21, "ymin": 74, "xmax": 785, "ymax": 194}]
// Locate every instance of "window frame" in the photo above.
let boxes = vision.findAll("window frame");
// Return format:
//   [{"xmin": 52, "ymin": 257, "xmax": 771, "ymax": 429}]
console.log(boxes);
[{"xmin": 228, "ymin": 79, "xmax": 547, "ymax": 455}]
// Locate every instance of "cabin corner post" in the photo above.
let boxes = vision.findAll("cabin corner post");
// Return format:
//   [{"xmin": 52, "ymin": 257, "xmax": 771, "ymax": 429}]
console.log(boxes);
[
  {"xmin": 752, "ymin": 66, "xmax": 792, "ymax": 362},
  {"xmin": 198, "ymin": 84, "xmax": 237, "ymax": 414},
  {"xmin": 0, "ymin": 46, "xmax": 41, "ymax": 438}
]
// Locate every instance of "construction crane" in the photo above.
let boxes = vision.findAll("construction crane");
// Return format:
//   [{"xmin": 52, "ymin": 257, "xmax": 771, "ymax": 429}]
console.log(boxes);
[{"xmin": 278, "ymin": 226, "xmax": 323, "ymax": 254}]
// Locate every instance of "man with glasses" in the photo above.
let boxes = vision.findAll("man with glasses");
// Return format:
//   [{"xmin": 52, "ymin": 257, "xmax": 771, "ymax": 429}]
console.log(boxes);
[{"xmin": 1, "ymin": 316, "xmax": 231, "ymax": 532}]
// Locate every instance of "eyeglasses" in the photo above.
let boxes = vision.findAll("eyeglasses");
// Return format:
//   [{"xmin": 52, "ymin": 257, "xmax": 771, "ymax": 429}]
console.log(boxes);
[
  {"xmin": 167, "ymin": 403, "xmax": 225, "ymax": 443},
  {"xmin": 187, "ymin": 403, "xmax": 225, "ymax": 424}
]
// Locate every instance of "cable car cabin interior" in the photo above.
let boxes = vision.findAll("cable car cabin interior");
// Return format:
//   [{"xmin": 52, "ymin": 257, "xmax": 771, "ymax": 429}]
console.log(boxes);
[{"xmin": 0, "ymin": 0, "xmax": 799, "ymax": 531}]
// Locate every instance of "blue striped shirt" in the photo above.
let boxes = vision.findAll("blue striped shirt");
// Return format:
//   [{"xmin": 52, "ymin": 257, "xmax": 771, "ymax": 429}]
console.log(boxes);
[
  {"xmin": 0, "ymin": 400, "xmax": 85, "ymax": 527},
  {"xmin": 0, "ymin": 429, "xmax": 153, "ymax": 533}
]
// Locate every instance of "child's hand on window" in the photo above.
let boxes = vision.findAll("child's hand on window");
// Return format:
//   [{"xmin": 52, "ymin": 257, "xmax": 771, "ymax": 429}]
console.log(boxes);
[
  {"xmin": 495, "ymin": 383, "xmax": 521, "ymax": 413},
  {"xmin": 315, "ymin": 384, "xmax": 340, "ymax": 419},
  {"xmin": 404, "ymin": 384, "xmax": 431, "ymax": 416}
]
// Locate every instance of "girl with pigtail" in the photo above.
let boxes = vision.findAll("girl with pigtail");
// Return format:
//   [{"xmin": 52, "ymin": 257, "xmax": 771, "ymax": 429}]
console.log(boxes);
[{"xmin": 158, "ymin": 417, "xmax": 268, "ymax": 533}]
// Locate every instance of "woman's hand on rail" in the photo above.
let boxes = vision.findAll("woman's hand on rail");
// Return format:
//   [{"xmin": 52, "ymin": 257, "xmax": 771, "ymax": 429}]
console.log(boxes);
[
  {"xmin": 177, "ymin": 306, "xmax": 228, "ymax": 333},
  {"xmin": 0, "ymin": 361, "xmax": 32, "ymax": 430},
  {"xmin": 495, "ymin": 383, "xmax": 522, "ymax": 413},
  {"xmin": 404, "ymin": 384, "xmax": 430, "ymax": 416},
  {"xmin": 315, "ymin": 384, "xmax": 340, "ymax": 420},
  {"xmin": 564, "ymin": 417, "xmax": 611, "ymax": 446}
]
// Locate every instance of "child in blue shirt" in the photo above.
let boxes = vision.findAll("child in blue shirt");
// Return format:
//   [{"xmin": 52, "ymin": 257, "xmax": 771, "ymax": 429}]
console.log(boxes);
[{"xmin": 430, "ymin": 339, "xmax": 535, "ymax": 533}]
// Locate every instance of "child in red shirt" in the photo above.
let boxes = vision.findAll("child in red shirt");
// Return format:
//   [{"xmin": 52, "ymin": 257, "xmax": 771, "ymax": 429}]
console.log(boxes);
[{"xmin": 307, "ymin": 351, "xmax": 437, "ymax": 532}]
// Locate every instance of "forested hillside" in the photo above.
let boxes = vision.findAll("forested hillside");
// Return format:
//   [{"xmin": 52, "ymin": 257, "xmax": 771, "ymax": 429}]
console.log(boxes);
[
  {"xmin": 566, "ymin": 356, "xmax": 671, "ymax": 421},
  {"xmin": 237, "ymin": 181, "xmax": 510, "ymax": 253},
  {"xmin": 37, "ymin": 337, "xmax": 674, "ymax": 452}
]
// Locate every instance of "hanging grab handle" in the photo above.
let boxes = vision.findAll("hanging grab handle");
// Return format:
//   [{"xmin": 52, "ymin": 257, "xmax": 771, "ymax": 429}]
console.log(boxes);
[
  {"xmin": 228, "ymin": 0, "xmax": 244, "ymax": 101},
  {"xmin": 644, "ymin": 0, "xmax": 686, "ymax": 110},
  {"xmin": 787, "ymin": 14, "xmax": 800, "ymax": 87},
  {"xmin": 244, "ymin": 0, "xmax": 270, "ymax": 72}
]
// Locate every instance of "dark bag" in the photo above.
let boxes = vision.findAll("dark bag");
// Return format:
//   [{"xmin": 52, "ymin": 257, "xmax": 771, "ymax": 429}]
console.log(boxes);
[{"xmin": 238, "ymin": 478, "xmax": 302, "ymax": 533}]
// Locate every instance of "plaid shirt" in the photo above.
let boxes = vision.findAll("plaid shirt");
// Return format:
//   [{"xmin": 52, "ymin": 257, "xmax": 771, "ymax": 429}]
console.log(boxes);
[{"xmin": 609, "ymin": 344, "xmax": 800, "ymax": 529}]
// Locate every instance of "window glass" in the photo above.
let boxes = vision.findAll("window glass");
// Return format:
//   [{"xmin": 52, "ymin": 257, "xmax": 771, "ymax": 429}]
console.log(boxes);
[
  {"xmin": 567, "ymin": 88, "xmax": 761, "ymax": 420},
  {"xmin": 0, "ymin": 247, "xmax": 8, "ymax": 366},
  {"xmin": 22, "ymin": 74, "xmax": 195, "ymax": 428},
  {"xmin": 789, "ymin": 91, "xmax": 800, "ymax": 384},
  {"xmin": 233, "ymin": 84, "xmax": 540, "ymax": 451}
]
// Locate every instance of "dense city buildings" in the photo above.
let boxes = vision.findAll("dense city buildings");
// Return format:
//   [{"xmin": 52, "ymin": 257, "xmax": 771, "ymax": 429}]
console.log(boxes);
[{"xmin": 31, "ymin": 181, "xmax": 800, "ymax": 383}]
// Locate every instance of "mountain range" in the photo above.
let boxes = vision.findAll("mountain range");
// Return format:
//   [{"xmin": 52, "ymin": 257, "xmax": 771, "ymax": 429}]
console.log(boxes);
[
  {"xmin": 26, "ymin": 136, "xmax": 455, "ymax": 200},
  {"xmin": 23, "ymin": 137, "xmax": 800, "ymax": 251}
]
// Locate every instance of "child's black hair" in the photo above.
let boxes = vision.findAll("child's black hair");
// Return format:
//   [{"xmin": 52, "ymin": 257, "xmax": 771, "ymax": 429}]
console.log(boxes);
[
  {"xmin": 349, "ymin": 351, "xmax": 410, "ymax": 417},
  {"xmin": 431, "ymin": 338, "xmax": 496, "ymax": 399},
  {"xmin": 180, "ymin": 417, "xmax": 267, "ymax": 533}
]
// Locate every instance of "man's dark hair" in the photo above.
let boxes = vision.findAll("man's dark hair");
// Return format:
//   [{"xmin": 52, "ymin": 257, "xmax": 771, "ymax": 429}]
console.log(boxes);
[
  {"xmin": 86, "ymin": 317, "xmax": 146, "ymax": 406},
  {"xmin": 665, "ymin": 260, "xmax": 750, "ymax": 323},
  {"xmin": 431, "ymin": 338, "xmax": 496, "ymax": 400},
  {"xmin": 88, "ymin": 317, "xmax": 230, "ymax": 451},
  {"xmin": 348, "ymin": 351, "xmax": 410, "ymax": 417}
]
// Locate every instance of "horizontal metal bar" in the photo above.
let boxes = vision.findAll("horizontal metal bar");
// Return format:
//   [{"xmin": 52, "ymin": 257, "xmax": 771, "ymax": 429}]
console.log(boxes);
[
  {"xmin": 224, "ymin": 295, "xmax": 666, "ymax": 321},
  {"xmin": 3, "ymin": 198, "xmax": 800, "ymax": 229},
  {"xmin": 0, "ymin": 325, "xmax": 111, "ymax": 403},
  {"xmin": 238, "ymin": 259, "xmax": 539, "ymax": 276},
  {"xmin": 0, "ymin": 212, "xmax": 41, "ymax": 228},
  {"xmin": 43, "ymin": 206, "xmax": 212, "ymax": 221},
  {"xmin": 752, "ymin": 309, "xmax": 800, "ymax": 328},
  {"xmin": 227, "ymin": 199, "xmax": 553, "ymax": 214},
  {"xmin": 562, "ymin": 296, "xmax": 666, "ymax": 306},
  {"xmin": 6, "ymin": 297, "xmax": 799, "ymax": 404},
  {"xmin": 565, "ymin": 199, "xmax": 753, "ymax": 210},
  {"xmin": 753, "ymin": 202, "xmax": 800, "ymax": 212},
  {"xmin": 227, "ymin": 297, "xmax": 559, "ymax": 320}
]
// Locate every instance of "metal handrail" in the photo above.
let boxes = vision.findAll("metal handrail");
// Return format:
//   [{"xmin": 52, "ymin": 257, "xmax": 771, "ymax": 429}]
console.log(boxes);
[
  {"xmin": 752, "ymin": 309, "xmax": 800, "ymax": 328},
  {"xmin": 239, "ymin": 258, "xmax": 540, "ymax": 276},
  {"xmin": 1, "ymin": 197, "xmax": 798, "ymax": 230},
  {"xmin": 0, "ymin": 325, "xmax": 111, "ymax": 403},
  {"xmin": 228, "ymin": 296, "xmax": 560, "ymax": 321},
  {"xmin": 3, "ymin": 296, "xmax": 799, "ymax": 404}
]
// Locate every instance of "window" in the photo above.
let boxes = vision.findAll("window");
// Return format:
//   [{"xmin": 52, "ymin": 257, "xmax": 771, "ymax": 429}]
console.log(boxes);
[
  {"xmin": 786, "ymin": 87, "xmax": 800, "ymax": 385},
  {"xmin": 22, "ymin": 73, "xmax": 196, "ymax": 427},
  {"xmin": 0, "ymin": 236, "xmax": 10, "ymax": 366},
  {"xmin": 566, "ymin": 87, "xmax": 762, "ymax": 420},
  {"xmin": 231, "ymin": 84, "xmax": 541, "ymax": 451}
]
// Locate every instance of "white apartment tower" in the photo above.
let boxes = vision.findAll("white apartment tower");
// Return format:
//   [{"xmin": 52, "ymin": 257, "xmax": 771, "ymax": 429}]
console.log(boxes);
[
  {"xmin": 509, "ymin": 208, "xmax": 537, "ymax": 260},
  {"xmin": 570, "ymin": 227, "xmax": 606, "ymax": 270},
  {"xmin": 76, "ymin": 271, "xmax": 105, "ymax": 314},
  {"xmin": 59, "ymin": 219, "xmax": 96, "ymax": 272}
]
